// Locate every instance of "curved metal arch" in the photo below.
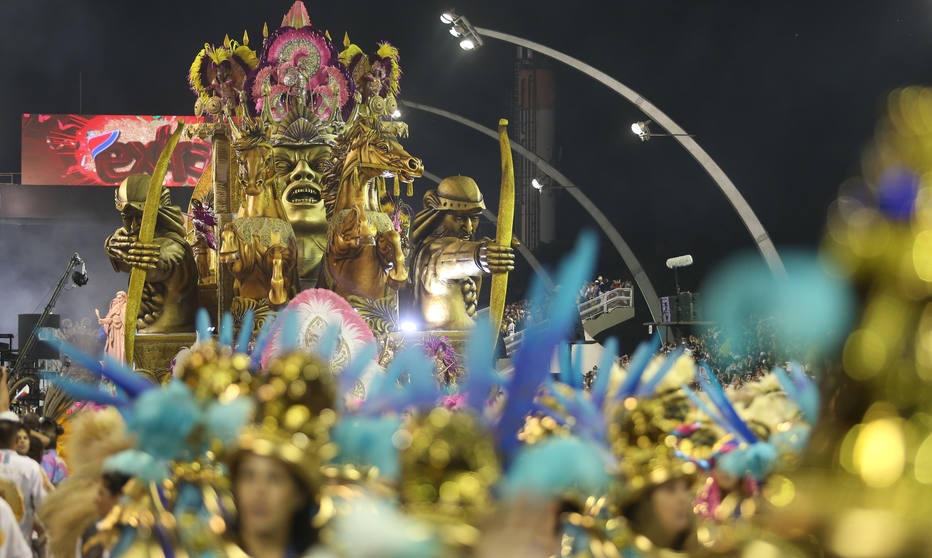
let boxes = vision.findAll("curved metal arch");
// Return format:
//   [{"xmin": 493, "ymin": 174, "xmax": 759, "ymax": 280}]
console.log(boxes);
[{"xmin": 474, "ymin": 27, "xmax": 784, "ymax": 277}]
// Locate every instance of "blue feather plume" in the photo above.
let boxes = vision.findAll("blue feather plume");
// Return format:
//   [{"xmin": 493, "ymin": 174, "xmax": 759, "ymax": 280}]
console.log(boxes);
[
  {"xmin": 496, "ymin": 232, "xmax": 597, "ymax": 464},
  {"xmin": 317, "ymin": 323, "xmax": 342, "ymax": 363},
  {"xmin": 775, "ymin": 362, "xmax": 820, "ymax": 424},
  {"xmin": 218, "ymin": 312, "xmax": 234, "ymax": 347},
  {"xmin": 100, "ymin": 355, "xmax": 156, "ymax": 397},
  {"xmin": 203, "ymin": 397, "xmax": 255, "ymax": 449},
  {"xmin": 501, "ymin": 436, "xmax": 613, "ymax": 501},
  {"xmin": 590, "ymin": 337, "xmax": 618, "ymax": 409},
  {"xmin": 638, "ymin": 348, "xmax": 685, "ymax": 396},
  {"xmin": 460, "ymin": 319, "xmax": 503, "ymax": 415},
  {"xmin": 696, "ymin": 364, "xmax": 758, "ymax": 444},
  {"xmin": 196, "ymin": 308, "xmax": 212, "ymax": 341},
  {"xmin": 681, "ymin": 386, "xmax": 726, "ymax": 430},
  {"xmin": 280, "ymin": 309, "xmax": 300, "ymax": 352},
  {"xmin": 43, "ymin": 374, "xmax": 129, "ymax": 408},
  {"xmin": 105, "ymin": 449, "xmax": 171, "ymax": 482},
  {"xmin": 541, "ymin": 382, "xmax": 606, "ymax": 443},
  {"xmin": 614, "ymin": 336, "xmax": 661, "ymax": 401},
  {"xmin": 362, "ymin": 347, "xmax": 440, "ymax": 415},
  {"xmin": 716, "ymin": 441, "xmax": 778, "ymax": 481},
  {"xmin": 332, "ymin": 416, "xmax": 403, "ymax": 481},
  {"xmin": 337, "ymin": 343, "xmax": 378, "ymax": 404},
  {"xmin": 128, "ymin": 381, "xmax": 202, "ymax": 460}
]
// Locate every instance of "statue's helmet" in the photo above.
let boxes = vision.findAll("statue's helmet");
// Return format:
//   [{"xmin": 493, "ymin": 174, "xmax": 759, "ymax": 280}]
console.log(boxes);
[
  {"xmin": 114, "ymin": 174, "xmax": 154, "ymax": 212},
  {"xmin": 434, "ymin": 176, "xmax": 486, "ymax": 213}
]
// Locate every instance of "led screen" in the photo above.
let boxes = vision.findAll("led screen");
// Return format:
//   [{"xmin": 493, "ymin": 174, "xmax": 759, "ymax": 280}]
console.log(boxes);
[{"xmin": 21, "ymin": 114, "xmax": 210, "ymax": 187}]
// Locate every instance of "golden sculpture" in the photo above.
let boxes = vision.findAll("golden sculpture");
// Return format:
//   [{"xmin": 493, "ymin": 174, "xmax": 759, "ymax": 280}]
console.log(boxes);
[
  {"xmin": 270, "ymin": 106, "xmax": 334, "ymax": 291},
  {"xmin": 219, "ymin": 111, "xmax": 300, "ymax": 329},
  {"xmin": 95, "ymin": 291, "xmax": 127, "ymax": 363},
  {"xmin": 104, "ymin": 174, "xmax": 199, "ymax": 334},
  {"xmin": 320, "ymin": 118, "xmax": 423, "ymax": 302},
  {"xmin": 410, "ymin": 176, "xmax": 515, "ymax": 330}
]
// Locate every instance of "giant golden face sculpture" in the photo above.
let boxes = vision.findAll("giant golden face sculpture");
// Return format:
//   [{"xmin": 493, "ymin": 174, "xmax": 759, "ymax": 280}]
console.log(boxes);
[{"xmin": 273, "ymin": 144, "xmax": 331, "ymax": 288}]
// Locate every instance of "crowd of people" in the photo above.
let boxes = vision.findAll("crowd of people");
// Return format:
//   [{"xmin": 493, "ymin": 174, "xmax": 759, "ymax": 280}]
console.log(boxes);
[
  {"xmin": 502, "ymin": 274, "xmax": 633, "ymax": 338},
  {"xmin": 502, "ymin": 300, "xmax": 530, "ymax": 336},
  {"xmin": 580, "ymin": 275, "xmax": 633, "ymax": 302},
  {"xmin": 0, "ymin": 367, "xmax": 74, "ymax": 556},
  {"xmin": 0, "ymin": 313, "xmax": 817, "ymax": 558}
]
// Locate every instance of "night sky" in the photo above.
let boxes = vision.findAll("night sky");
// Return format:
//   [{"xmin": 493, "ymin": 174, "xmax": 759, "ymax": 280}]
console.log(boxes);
[{"xmin": 1, "ymin": 0, "xmax": 931, "ymax": 341}]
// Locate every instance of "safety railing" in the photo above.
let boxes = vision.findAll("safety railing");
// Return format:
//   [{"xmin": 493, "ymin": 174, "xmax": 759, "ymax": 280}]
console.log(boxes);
[
  {"xmin": 502, "ymin": 287, "xmax": 634, "ymax": 355},
  {"xmin": 578, "ymin": 287, "xmax": 634, "ymax": 322}
]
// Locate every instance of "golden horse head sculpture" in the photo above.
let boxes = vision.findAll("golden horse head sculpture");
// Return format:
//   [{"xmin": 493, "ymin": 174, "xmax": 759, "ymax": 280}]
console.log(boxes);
[
  {"xmin": 328, "ymin": 119, "xmax": 424, "ymax": 216},
  {"xmin": 229, "ymin": 112, "xmax": 280, "ymax": 218}
]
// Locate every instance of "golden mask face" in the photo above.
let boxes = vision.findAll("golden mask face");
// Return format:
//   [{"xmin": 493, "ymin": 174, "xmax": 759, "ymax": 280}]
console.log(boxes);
[
  {"xmin": 439, "ymin": 213, "xmax": 480, "ymax": 241},
  {"xmin": 120, "ymin": 206, "xmax": 143, "ymax": 236},
  {"xmin": 272, "ymin": 145, "xmax": 330, "ymax": 230}
]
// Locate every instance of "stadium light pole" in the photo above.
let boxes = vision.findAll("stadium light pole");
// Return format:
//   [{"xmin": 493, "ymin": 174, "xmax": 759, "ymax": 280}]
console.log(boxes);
[
  {"xmin": 403, "ymin": 99, "xmax": 663, "ymax": 323},
  {"xmin": 439, "ymin": 11, "xmax": 785, "ymax": 276}
]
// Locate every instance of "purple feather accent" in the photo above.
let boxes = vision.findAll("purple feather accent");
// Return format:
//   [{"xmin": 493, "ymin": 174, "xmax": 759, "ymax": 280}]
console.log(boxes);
[
  {"xmin": 187, "ymin": 199, "xmax": 218, "ymax": 250},
  {"xmin": 422, "ymin": 334, "xmax": 462, "ymax": 385}
]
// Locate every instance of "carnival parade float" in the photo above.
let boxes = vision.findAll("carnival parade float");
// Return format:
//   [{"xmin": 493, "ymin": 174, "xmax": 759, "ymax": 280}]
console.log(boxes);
[{"xmin": 10, "ymin": 2, "xmax": 932, "ymax": 557}]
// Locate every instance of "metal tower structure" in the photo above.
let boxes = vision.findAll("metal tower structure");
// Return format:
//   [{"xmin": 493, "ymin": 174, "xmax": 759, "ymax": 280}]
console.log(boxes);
[{"xmin": 513, "ymin": 47, "xmax": 556, "ymax": 250}]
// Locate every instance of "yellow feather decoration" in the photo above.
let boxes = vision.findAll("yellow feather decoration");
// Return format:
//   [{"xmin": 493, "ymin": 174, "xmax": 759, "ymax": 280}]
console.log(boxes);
[
  {"xmin": 376, "ymin": 41, "xmax": 402, "ymax": 95},
  {"xmin": 232, "ymin": 44, "xmax": 259, "ymax": 70},
  {"xmin": 339, "ymin": 42, "xmax": 365, "ymax": 70},
  {"xmin": 188, "ymin": 46, "xmax": 208, "ymax": 94}
]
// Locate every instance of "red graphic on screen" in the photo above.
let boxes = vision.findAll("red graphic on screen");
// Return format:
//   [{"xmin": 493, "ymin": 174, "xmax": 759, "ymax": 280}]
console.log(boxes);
[{"xmin": 21, "ymin": 114, "xmax": 212, "ymax": 187}]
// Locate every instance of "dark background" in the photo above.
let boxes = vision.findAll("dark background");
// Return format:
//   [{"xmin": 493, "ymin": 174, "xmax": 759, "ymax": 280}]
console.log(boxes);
[{"xmin": 1, "ymin": 0, "xmax": 930, "ymax": 349}]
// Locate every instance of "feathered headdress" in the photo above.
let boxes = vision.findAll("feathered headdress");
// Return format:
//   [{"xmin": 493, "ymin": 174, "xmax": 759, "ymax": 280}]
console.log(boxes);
[
  {"xmin": 242, "ymin": 4, "xmax": 356, "ymax": 146},
  {"xmin": 340, "ymin": 35, "xmax": 406, "ymax": 136},
  {"xmin": 189, "ymin": 32, "xmax": 259, "ymax": 118},
  {"xmin": 46, "ymin": 311, "xmax": 262, "ymax": 556}
]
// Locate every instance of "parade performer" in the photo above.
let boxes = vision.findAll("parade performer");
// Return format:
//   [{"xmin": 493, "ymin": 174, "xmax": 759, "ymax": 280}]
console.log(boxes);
[
  {"xmin": 226, "ymin": 345, "xmax": 338, "ymax": 557},
  {"xmin": 37, "ymin": 408, "xmax": 132, "ymax": 558}
]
